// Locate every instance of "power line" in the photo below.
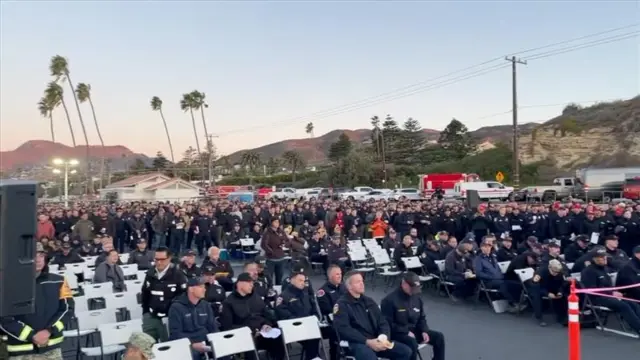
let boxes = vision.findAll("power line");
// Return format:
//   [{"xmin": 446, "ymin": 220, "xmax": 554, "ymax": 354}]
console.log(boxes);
[
  {"xmin": 523, "ymin": 31, "xmax": 639, "ymax": 61},
  {"xmin": 214, "ymin": 24, "xmax": 639, "ymax": 137}
]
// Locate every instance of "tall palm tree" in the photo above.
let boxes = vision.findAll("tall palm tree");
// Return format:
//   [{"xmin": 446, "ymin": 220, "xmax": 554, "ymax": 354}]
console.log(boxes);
[
  {"xmin": 150, "ymin": 96, "xmax": 176, "ymax": 166},
  {"xmin": 45, "ymin": 82, "xmax": 76, "ymax": 146},
  {"xmin": 50, "ymin": 55, "xmax": 91, "ymax": 192},
  {"xmin": 180, "ymin": 93, "xmax": 201, "ymax": 156},
  {"xmin": 190, "ymin": 90, "xmax": 212, "ymax": 180},
  {"xmin": 76, "ymin": 83, "xmax": 106, "ymax": 188},
  {"xmin": 282, "ymin": 150, "xmax": 306, "ymax": 182},
  {"xmin": 38, "ymin": 93, "xmax": 58, "ymax": 142},
  {"xmin": 305, "ymin": 122, "xmax": 314, "ymax": 138}
]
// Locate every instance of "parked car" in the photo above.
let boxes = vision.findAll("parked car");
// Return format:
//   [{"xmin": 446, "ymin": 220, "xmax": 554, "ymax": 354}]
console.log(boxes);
[
  {"xmin": 391, "ymin": 188, "xmax": 421, "ymax": 201},
  {"xmin": 360, "ymin": 190, "xmax": 392, "ymax": 202},
  {"xmin": 339, "ymin": 186, "xmax": 375, "ymax": 200}
]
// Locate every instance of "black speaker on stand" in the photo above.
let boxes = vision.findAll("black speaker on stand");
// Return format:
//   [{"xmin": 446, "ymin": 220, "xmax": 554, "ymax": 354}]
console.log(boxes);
[
  {"xmin": 0, "ymin": 180, "xmax": 37, "ymax": 317},
  {"xmin": 466, "ymin": 189, "xmax": 481, "ymax": 210}
]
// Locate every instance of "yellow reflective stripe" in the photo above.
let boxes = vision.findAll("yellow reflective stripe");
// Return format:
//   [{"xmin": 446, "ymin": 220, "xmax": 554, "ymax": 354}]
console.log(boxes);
[
  {"xmin": 7, "ymin": 343, "xmax": 34, "ymax": 352},
  {"xmin": 47, "ymin": 336, "xmax": 64, "ymax": 346},
  {"xmin": 53, "ymin": 321, "xmax": 64, "ymax": 331},
  {"xmin": 18, "ymin": 326, "xmax": 33, "ymax": 341}
]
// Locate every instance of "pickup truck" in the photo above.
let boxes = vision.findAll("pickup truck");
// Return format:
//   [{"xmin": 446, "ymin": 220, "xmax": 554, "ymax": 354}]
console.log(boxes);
[
  {"xmin": 266, "ymin": 187, "xmax": 297, "ymax": 200},
  {"xmin": 526, "ymin": 177, "xmax": 577, "ymax": 202},
  {"xmin": 339, "ymin": 186, "xmax": 375, "ymax": 200}
]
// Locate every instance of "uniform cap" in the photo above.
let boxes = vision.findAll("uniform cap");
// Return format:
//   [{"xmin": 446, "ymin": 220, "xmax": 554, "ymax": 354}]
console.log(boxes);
[
  {"xmin": 202, "ymin": 265, "xmax": 216, "ymax": 275},
  {"xmin": 633, "ymin": 245, "xmax": 640, "ymax": 254},
  {"xmin": 593, "ymin": 248, "xmax": 607, "ymax": 257},
  {"xmin": 236, "ymin": 272, "xmax": 253, "ymax": 283},
  {"xmin": 184, "ymin": 250, "xmax": 196, "ymax": 256},
  {"xmin": 128, "ymin": 332, "xmax": 155, "ymax": 359},
  {"xmin": 402, "ymin": 272, "xmax": 422, "ymax": 294},
  {"xmin": 187, "ymin": 277, "xmax": 205, "ymax": 287},
  {"xmin": 62, "ymin": 242, "xmax": 71, "ymax": 249}
]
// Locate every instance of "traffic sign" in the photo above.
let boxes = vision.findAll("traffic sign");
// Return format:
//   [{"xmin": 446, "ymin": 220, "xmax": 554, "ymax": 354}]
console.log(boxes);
[{"xmin": 496, "ymin": 171, "xmax": 505, "ymax": 183}]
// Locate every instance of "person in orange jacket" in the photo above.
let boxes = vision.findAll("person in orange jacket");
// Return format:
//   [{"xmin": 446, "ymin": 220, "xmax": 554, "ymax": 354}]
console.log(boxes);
[{"xmin": 370, "ymin": 211, "xmax": 389, "ymax": 238}]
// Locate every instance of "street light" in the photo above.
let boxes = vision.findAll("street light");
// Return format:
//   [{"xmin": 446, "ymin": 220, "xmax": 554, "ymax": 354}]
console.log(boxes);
[{"xmin": 52, "ymin": 158, "xmax": 78, "ymax": 207}]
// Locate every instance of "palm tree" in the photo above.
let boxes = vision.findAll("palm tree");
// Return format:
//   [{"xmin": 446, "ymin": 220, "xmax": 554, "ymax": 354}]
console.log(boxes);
[
  {"xmin": 76, "ymin": 83, "xmax": 106, "ymax": 188},
  {"xmin": 305, "ymin": 122, "xmax": 314, "ymax": 138},
  {"xmin": 150, "ymin": 96, "xmax": 176, "ymax": 166},
  {"xmin": 241, "ymin": 151, "xmax": 261, "ymax": 175},
  {"xmin": 38, "ymin": 93, "xmax": 58, "ymax": 142},
  {"xmin": 282, "ymin": 150, "xmax": 306, "ymax": 182},
  {"xmin": 190, "ymin": 90, "xmax": 212, "ymax": 180},
  {"xmin": 180, "ymin": 93, "xmax": 201, "ymax": 156},
  {"xmin": 45, "ymin": 82, "xmax": 76, "ymax": 146},
  {"xmin": 50, "ymin": 55, "xmax": 91, "ymax": 192}
]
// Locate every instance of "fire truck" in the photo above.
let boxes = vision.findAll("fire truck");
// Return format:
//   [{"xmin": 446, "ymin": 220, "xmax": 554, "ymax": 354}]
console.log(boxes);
[{"xmin": 418, "ymin": 173, "xmax": 479, "ymax": 198}]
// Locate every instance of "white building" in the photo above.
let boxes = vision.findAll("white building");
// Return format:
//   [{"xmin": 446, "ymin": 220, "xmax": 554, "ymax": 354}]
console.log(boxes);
[{"xmin": 100, "ymin": 173, "xmax": 204, "ymax": 202}]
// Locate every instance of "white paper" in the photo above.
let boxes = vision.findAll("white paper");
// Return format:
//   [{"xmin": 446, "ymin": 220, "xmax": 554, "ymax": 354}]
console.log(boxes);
[
  {"xmin": 590, "ymin": 232, "xmax": 599, "ymax": 244},
  {"xmin": 260, "ymin": 328, "xmax": 281, "ymax": 338},
  {"xmin": 511, "ymin": 225, "xmax": 522, "ymax": 231}
]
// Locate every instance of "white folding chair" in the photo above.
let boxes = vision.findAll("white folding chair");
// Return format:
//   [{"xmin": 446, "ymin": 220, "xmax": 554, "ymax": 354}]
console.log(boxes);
[
  {"xmin": 81, "ymin": 319, "xmax": 143, "ymax": 357},
  {"xmin": 67, "ymin": 309, "xmax": 118, "ymax": 338},
  {"xmin": 498, "ymin": 261, "xmax": 510, "ymax": 274},
  {"xmin": 48, "ymin": 263, "xmax": 59, "ymax": 272},
  {"xmin": 278, "ymin": 315, "xmax": 327, "ymax": 360},
  {"xmin": 83, "ymin": 268, "xmax": 95, "ymax": 284},
  {"xmin": 434, "ymin": 260, "xmax": 456, "ymax": 299},
  {"xmin": 84, "ymin": 283, "xmax": 113, "ymax": 300},
  {"xmin": 73, "ymin": 295, "xmax": 89, "ymax": 314},
  {"xmin": 66, "ymin": 262, "xmax": 87, "ymax": 275},
  {"xmin": 104, "ymin": 292, "xmax": 138, "ymax": 310},
  {"xmin": 566, "ymin": 262, "xmax": 574, "ymax": 270},
  {"xmin": 82, "ymin": 256, "xmax": 99, "ymax": 266},
  {"xmin": 153, "ymin": 338, "xmax": 191, "ymax": 360},
  {"xmin": 240, "ymin": 238, "xmax": 259, "ymax": 258},
  {"xmin": 136, "ymin": 270, "xmax": 148, "ymax": 280},
  {"xmin": 125, "ymin": 279, "xmax": 144, "ymax": 293},
  {"xmin": 120, "ymin": 264, "xmax": 139, "ymax": 277},
  {"xmin": 119, "ymin": 253, "xmax": 130, "ymax": 263},
  {"xmin": 207, "ymin": 326, "xmax": 259, "ymax": 359},
  {"xmin": 401, "ymin": 257, "xmax": 433, "ymax": 281}
]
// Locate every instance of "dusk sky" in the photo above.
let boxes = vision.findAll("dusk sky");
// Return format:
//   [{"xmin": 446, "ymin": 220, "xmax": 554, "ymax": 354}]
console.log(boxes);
[{"xmin": 1, "ymin": 1, "xmax": 638, "ymax": 159}]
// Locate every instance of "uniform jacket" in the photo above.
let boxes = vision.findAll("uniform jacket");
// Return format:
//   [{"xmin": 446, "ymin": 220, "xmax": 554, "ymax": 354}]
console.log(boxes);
[
  {"xmin": 168, "ymin": 293, "xmax": 217, "ymax": 343},
  {"xmin": 0, "ymin": 267, "xmax": 71, "ymax": 355},
  {"xmin": 380, "ymin": 288, "xmax": 429, "ymax": 337},
  {"xmin": 333, "ymin": 292, "xmax": 390, "ymax": 344}
]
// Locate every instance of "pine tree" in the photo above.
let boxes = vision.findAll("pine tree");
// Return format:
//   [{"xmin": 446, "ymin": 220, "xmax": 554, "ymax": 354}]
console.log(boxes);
[
  {"xmin": 152, "ymin": 151, "xmax": 170, "ymax": 169},
  {"xmin": 328, "ymin": 132, "xmax": 353, "ymax": 162},
  {"xmin": 438, "ymin": 118, "xmax": 475, "ymax": 159},
  {"xmin": 395, "ymin": 117, "xmax": 425, "ymax": 165}
]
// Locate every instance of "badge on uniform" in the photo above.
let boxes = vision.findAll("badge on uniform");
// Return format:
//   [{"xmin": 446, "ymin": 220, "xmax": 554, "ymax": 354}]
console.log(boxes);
[
  {"xmin": 333, "ymin": 304, "xmax": 339, "ymax": 315},
  {"xmin": 533, "ymin": 274, "xmax": 541, "ymax": 283},
  {"xmin": 276, "ymin": 297, "xmax": 283, "ymax": 306},
  {"xmin": 317, "ymin": 289, "xmax": 325, "ymax": 297}
]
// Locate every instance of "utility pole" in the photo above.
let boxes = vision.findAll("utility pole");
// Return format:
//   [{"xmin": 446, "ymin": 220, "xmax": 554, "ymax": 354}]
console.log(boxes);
[
  {"xmin": 207, "ymin": 134, "xmax": 219, "ymax": 188},
  {"xmin": 505, "ymin": 56, "xmax": 527, "ymax": 190}
]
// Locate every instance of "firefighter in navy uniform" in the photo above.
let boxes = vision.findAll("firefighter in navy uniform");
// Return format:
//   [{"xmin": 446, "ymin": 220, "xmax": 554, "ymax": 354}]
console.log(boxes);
[
  {"xmin": 316, "ymin": 265, "xmax": 345, "ymax": 360},
  {"xmin": 202, "ymin": 265, "xmax": 227, "ymax": 317},
  {"xmin": 140, "ymin": 247, "xmax": 187, "ymax": 342},
  {"xmin": 275, "ymin": 272, "xmax": 321, "ymax": 360},
  {"xmin": 380, "ymin": 272, "xmax": 445, "ymax": 360},
  {"xmin": 333, "ymin": 271, "xmax": 412, "ymax": 360},
  {"xmin": 0, "ymin": 243, "xmax": 72, "ymax": 360}
]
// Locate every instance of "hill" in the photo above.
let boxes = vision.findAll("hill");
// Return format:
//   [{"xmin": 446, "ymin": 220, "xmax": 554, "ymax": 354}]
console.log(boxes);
[
  {"xmin": 0, "ymin": 140, "xmax": 150, "ymax": 171},
  {"xmin": 519, "ymin": 96, "xmax": 640, "ymax": 169},
  {"xmin": 224, "ymin": 124, "xmax": 538, "ymax": 165}
]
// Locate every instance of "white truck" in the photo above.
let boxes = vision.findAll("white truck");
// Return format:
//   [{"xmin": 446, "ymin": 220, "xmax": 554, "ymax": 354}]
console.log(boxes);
[
  {"xmin": 339, "ymin": 186, "xmax": 375, "ymax": 200},
  {"xmin": 266, "ymin": 187, "xmax": 297, "ymax": 200}
]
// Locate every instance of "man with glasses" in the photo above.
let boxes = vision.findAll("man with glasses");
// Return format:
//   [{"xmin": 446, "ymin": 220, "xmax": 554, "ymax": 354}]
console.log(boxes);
[{"xmin": 141, "ymin": 247, "xmax": 187, "ymax": 342}]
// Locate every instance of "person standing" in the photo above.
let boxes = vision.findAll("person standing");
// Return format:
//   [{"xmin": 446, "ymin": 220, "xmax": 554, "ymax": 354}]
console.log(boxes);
[
  {"xmin": 261, "ymin": 218, "xmax": 288, "ymax": 285},
  {"xmin": 140, "ymin": 247, "xmax": 187, "ymax": 341},
  {"xmin": 0, "ymin": 243, "xmax": 72, "ymax": 360}
]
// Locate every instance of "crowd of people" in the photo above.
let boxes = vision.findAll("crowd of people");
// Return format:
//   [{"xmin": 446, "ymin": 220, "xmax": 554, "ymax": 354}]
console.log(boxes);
[{"xmin": 2, "ymin": 195, "xmax": 640, "ymax": 360}]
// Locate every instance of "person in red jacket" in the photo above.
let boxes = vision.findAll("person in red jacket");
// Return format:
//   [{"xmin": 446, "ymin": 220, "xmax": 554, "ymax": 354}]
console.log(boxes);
[
  {"xmin": 37, "ymin": 213, "xmax": 56, "ymax": 240},
  {"xmin": 370, "ymin": 211, "xmax": 389, "ymax": 238}
]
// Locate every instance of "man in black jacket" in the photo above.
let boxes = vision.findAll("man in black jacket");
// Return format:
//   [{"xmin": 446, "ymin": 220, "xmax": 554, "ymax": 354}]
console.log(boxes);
[
  {"xmin": 333, "ymin": 271, "xmax": 411, "ymax": 360},
  {"xmin": 380, "ymin": 272, "xmax": 445, "ymax": 360},
  {"xmin": 220, "ymin": 273, "xmax": 284, "ymax": 360}
]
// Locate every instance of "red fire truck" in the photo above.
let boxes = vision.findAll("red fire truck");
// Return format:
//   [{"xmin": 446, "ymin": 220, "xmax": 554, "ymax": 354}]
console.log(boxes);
[{"xmin": 418, "ymin": 173, "xmax": 479, "ymax": 198}]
